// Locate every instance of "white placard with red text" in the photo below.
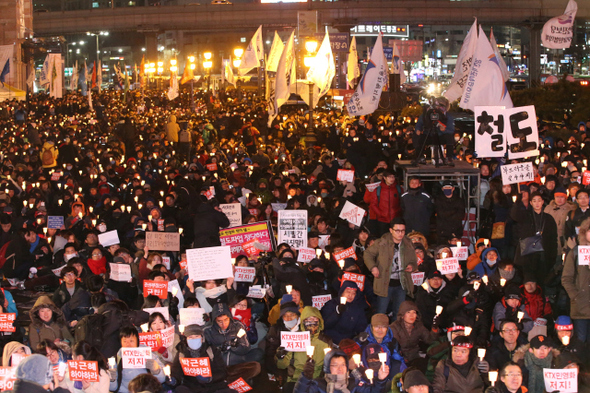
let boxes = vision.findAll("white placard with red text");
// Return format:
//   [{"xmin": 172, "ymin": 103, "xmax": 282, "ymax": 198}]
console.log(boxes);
[
  {"xmin": 436, "ymin": 257, "xmax": 460, "ymax": 275},
  {"xmin": 312, "ymin": 294, "xmax": 332, "ymax": 310},
  {"xmin": 365, "ymin": 182, "xmax": 380, "ymax": 192},
  {"xmin": 578, "ymin": 246, "xmax": 590, "ymax": 265},
  {"xmin": 451, "ymin": 247, "xmax": 468, "ymax": 260},
  {"xmin": 297, "ymin": 248, "xmax": 316, "ymax": 263},
  {"xmin": 337, "ymin": 169, "xmax": 355, "ymax": 183},
  {"xmin": 121, "ymin": 347, "xmax": 151, "ymax": 369},
  {"xmin": 179, "ymin": 308, "xmax": 206, "ymax": 326},
  {"xmin": 234, "ymin": 266, "xmax": 256, "ymax": 282},
  {"xmin": 543, "ymin": 368, "xmax": 577, "ymax": 393},
  {"xmin": 342, "ymin": 272, "xmax": 365, "ymax": 291},
  {"xmin": 412, "ymin": 272, "xmax": 425, "ymax": 286},
  {"xmin": 280, "ymin": 331, "xmax": 311, "ymax": 352},
  {"xmin": 186, "ymin": 245, "xmax": 233, "ymax": 281},
  {"xmin": 339, "ymin": 201, "xmax": 366, "ymax": 227},
  {"xmin": 110, "ymin": 263, "xmax": 132, "ymax": 282}
]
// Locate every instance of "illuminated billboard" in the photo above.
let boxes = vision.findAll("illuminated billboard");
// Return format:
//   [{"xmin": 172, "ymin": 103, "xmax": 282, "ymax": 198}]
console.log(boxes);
[{"xmin": 351, "ymin": 25, "xmax": 409, "ymax": 38}]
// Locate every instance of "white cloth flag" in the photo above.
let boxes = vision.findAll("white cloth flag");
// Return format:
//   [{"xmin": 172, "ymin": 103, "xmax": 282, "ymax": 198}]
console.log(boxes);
[
  {"xmin": 268, "ymin": 30, "xmax": 296, "ymax": 126},
  {"xmin": 225, "ymin": 61, "xmax": 235, "ymax": 86},
  {"xmin": 444, "ymin": 18, "xmax": 478, "ymax": 102},
  {"xmin": 97, "ymin": 60, "xmax": 102, "ymax": 93},
  {"xmin": 39, "ymin": 54, "xmax": 53, "ymax": 87},
  {"xmin": 167, "ymin": 71, "xmax": 179, "ymax": 100},
  {"xmin": 88, "ymin": 87, "xmax": 93, "ymax": 111},
  {"xmin": 459, "ymin": 26, "xmax": 513, "ymax": 111},
  {"xmin": 489, "ymin": 28, "xmax": 510, "ymax": 82},
  {"xmin": 240, "ymin": 25, "xmax": 264, "ymax": 74},
  {"xmin": 391, "ymin": 42, "xmax": 407, "ymax": 85},
  {"xmin": 347, "ymin": 36, "xmax": 360, "ymax": 84},
  {"xmin": 346, "ymin": 34, "xmax": 387, "ymax": 116},
  {"xmin": 542, "ymin": 0, "xmax": 577, "ymax": 49},
  {"xmin": 267, "ymin": 31, "xmax": 284, "ymax": 73},
  {"xmin": 70, "ymin": 61, "xmax": 78, "ymax": 91},
  {"xmin": 306, "ymin": 30, "xmax": 335, "ymax": 108}
]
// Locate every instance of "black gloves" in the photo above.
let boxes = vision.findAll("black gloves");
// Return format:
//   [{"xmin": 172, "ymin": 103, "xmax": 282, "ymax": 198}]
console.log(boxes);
[
  {"xmin": 357, "ymin": 332, "xmax": 369, "ymax": 343},
  {"xmin": 303, "ymin": 358, "xmax": 315, "ymax": 380},
  {"xmin": 276, "ymin": 346, "xmax": 288, "ymax": 360},
  {"xmin": 337, "ymin": 303, "xmax": 348, "ymax": 315}
]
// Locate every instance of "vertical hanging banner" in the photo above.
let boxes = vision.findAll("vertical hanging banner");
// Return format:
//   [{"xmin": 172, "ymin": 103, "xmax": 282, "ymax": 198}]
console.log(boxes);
[
  {"xmin": 277, "ymin": 210, "xmax": 308, "ymax": 250},
  {"xmin": 505, "ymin": 105, "xmax": 540, "ymax": 159},
  {"xmin": 542, "ymin": 0, "xmax": 578, "ymax": 49},
  {"xmin": 475, "ymin": 106, "xmax": 507, "ymax": 158}
]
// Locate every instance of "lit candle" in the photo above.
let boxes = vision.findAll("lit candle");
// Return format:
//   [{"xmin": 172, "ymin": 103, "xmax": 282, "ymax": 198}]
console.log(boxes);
[
  {"xmin": 179, "ymin": 325, "xmax": 185, "ymax": 334},
  {"xmin": 435, "ymin": 305, "xmax": 443, "ymax": 315},
  {"xmin": 478, "ymin": 348, "xmax": 486, "ymax": 361},
  {"xmin": 306, "ymin": 346, "xmax": 315, "ymax": 357},
  {"xmin": 286, "ymin": 285, "xmax": 292, "ymax": 294},
  {"xmin": 340, "ymin": 297, "xmax": 347, "ymax": 305},
  {"xmin": 378, "ymin": 352, "xmax": 387, "ymax": 364},
  {"xmin": 489, "ymin": 371, "xmax": 498, "ymax": 386},
  {"xmin": 473, "ymin": 281, "xmax": 480, "ymax": 290},
  {"xmin": 172, "ymin": 286, "xmax": 178, "ymax": 297},
  {"xmin": 142, "ymin": 223, "xmax": 147, "ymax": 230},
  {"xmin": 315, "ymin": 249, "xmax": 322, "ymax": 257},
  {"xmin": 148, "ymin": 215, "xmax": 153, "ymax": 222},
  {"xmin": 562, "ymin": 335, "xmax": 570, "ymax": 346},
  {"xmin": 456, "ymin": 241, "xmax": 461, "ymax": 248},
  {"xmin": 464, "ymin": 326, "xmax": 472, "ymax": 336},
  {"xmin": 365, "ymin": 369, "xmax": 374, "ymax": 383},
  {"xmin": 482, "ymin": 275, "xmax": 488, "ymax": 285},
  {"xmin": 126, "ymin": 206, "xmax": 131, "ymax": 213},
  {"xmin": 500, "ymin": 278, "xmax": 506, "ymax": 287},
  {"xmin": 512, "ymin": 195, "xmax": 517, "ymax": 203},
  {"xmin": 484, "ymin": 239, "xmax": 489, "ymax": 246},
  {"xmin": 108, "ymin": 357, "xmax": 116, "ymax": 369},
  {"xmin": 421, "ymin": 282, "xmax": 428, "ymax": 291},
  {"xmin": 338, "ymin": 260, "xmax": 345, "ymax": 269},
  {"xmin": 164, "ymin": 365, "xmax": 171, "ymax": 377},
  {"xmin": 324, "ymin": 252, "xmax": 330, "ymax": 260},
  {"xmin": 324, "ymin": 348, "xmax": 331, "ymax": 355},
  {"xmin": 179, "ymin": 228, "xmax": 184, "ymax": 235},
  {"xmin": 352, "ymin": 354, "xmax": 361, "ymax": 366},
  {"xmin": 141, "ymin": 323, "xmax": 149, "ymax": 332},
  {"xmin": 517, "ymin": 311, "xmax": 524, "ymax": 322},
  {"xmin": 237, "ymin": 328, "xmax": 246, "ymax": 338}
]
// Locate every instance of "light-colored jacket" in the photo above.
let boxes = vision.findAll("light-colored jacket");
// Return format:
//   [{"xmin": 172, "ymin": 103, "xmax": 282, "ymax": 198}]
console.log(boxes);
[
  {"xmin": 166, "ymin": 114, "xmax": 180, "ymax": 143},
  {"xmin": 544, "ymin": 200, "xmax": 575, "ymax": 250},
  {"xmin": 562, "ymin": 218, "xmax": 590, "ymax": 319}
]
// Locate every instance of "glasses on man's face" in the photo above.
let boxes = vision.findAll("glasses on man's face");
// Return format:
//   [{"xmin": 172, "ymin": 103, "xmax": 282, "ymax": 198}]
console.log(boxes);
[
  {"xmin": 505, "ymin": 372, "xmax": 522, "ymax": 378},
  {"xmin": 92, "ymin": 253, "xmax": 102, "ymax": 257},
  {"xmin": 502, "ymin": 328, "xmax": 519, "ymax": 333}
]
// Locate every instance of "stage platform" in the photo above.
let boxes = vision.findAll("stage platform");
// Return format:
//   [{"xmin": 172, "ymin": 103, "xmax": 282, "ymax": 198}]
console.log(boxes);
[{"xmin": 394, "ymin": 160, "xmax": 481, "ymax": 244}]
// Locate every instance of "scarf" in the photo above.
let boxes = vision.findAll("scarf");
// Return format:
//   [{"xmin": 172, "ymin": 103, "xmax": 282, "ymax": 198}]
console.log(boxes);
[
  {"xmin": 524, "ymin": 350, "xmax": 553, "ymax": 393},
  {"xmin": 88, "ymin": 256, "xmax": 107, "ymax": 275},
  {"xmin": 232, "ymin": 307, "xmax": 252, "ymax": 328},
  {"xmin": 325, "ymin": 373, "xmax": 350, "ymax": 393}
]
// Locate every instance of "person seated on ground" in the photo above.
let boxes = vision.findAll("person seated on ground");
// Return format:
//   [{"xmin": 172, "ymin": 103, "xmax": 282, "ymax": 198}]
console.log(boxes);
[
  {"xmin": 432, "ymin": 336, "xmax": 489, "ymax": 393},
  {"xmin": 268, "ymin": 289, "xmax": 305, "ymax": 326},
  {"xmin": 485, "ymin": 320, "xmax": 527, "ymax": 371},
  {"xmin": 553, "ymin": 315, "xmax": 590, "ymax": 366},
  {"xmin": 390, "ymin": 300, "xmax": 439, "ymax": 369},
  {"xmin": 127, "ymin": 373, "xmax": 163, "ymax": 393},
  {"xmin": 28, "ymin": 295, "xmax": 74, "ymax": 351},
  {"xmin": 59, "ymin": 340, "xmax": 110, "ymax": 393},
  {"xmin": 229, "ymin": 295, "xmax": 259, "ymax": 346},
  {"xmin": 265, "ymin": 296, "xmax": 301, "ymax": 385},
  {"xmin": 553, "ymin": 352, "xmax": 590, "ymax": 392},
  {"xmin": 424, "ymin": 317, "xmax": 470, "ymax": 382},
  {"xmin": 356, "ymin": 313, "xmax": 406, "ymax": 383},
  {"xmin": 519, "ymin": 273, "xmax": 552, "ymax": 328},
  {"xmin": 321, "ymin": 281, "xmax": 368, "ymax": 345},
  {"xmin": 36, "ymin": 339, "xmax": 71, "ymax": 368},
  {"xmin": 492, "ymin": 285, "xmax": 534, "ymax": 335},
  {"xmin": 484, "ymin": 259, "xmax": 522, "ymax": 305},
  {"xmin": 471, "ymin": 247, "xmax": 500, "ymax": 279},
  {"xmin": 2, "ymin": 341, "xmax": 31, "ymax": 367},
  {"xmin": 186, "ymin": 278, "xmax": 229, "ymax": 314},
  {"xmin": 396, "ymin": 368, "xmax": 432, "ymax": 393},
  {"xmin": 484, "ymin": 361, "xmax": 526, "ymax": 393},
  {"xmin": 512, "ymin": 335, "xmax": 560, "ymax": 393},
  {"xmin": 170, "ymin": 324, "xmax": 237, "ymax": 393},
  {"xmin": 11, "ymin": 353, "xmax": 70, "ymax": 393},
  {"xmin": 53, "ymin": 266, "xmax": 85, "ymax": 309},
  {"xmin": 415, "ymin": 270, "xmax": 454, "ymax": 330},
  {"xmin": 148, "ymin": 311, "xmax": 179, "ymax": 366},
  {"xmin": 108, "ymin": 326, "xmax": 166, "ymax": 393},
  {"xmin": 276, "ymin": 306, "xmax": 332, "ymax": 393},
  {"xmin": 293, "ymin": 348, "xmax": 390, "ymax": 393}
]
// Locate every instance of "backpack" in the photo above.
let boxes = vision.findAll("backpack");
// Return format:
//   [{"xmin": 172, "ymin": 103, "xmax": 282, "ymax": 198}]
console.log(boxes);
[
  {"xmin": 74, "ymin": 312, "xmax": 107, "ymax": 350},
  {"xmin": 0, "ymin": 241, "xmax": 12, "ymax": 269},
  {"xmin": 178, "ymin": 129, "xmax": 190, "ymax": 143}
]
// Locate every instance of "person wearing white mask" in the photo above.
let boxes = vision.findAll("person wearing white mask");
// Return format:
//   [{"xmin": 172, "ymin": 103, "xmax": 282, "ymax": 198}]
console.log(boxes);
[{"xmin": 472, "ymin": 247, "xmax": 500, "ymax": 278}]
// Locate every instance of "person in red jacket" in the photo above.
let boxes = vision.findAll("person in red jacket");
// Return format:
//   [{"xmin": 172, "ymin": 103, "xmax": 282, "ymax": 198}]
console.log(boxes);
[
  {"xmin": 365, "ymin": 169, "xmax": 402, "ymax": 237},
  {"xmin": 520, "ymin": 273, "xmax": 553, "ymax": 326}
]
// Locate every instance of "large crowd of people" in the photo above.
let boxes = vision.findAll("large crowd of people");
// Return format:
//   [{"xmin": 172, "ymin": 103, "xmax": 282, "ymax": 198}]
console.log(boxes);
[{"xmin": 0, "ymin": 86, "xmax": 588, "ymax": 393}]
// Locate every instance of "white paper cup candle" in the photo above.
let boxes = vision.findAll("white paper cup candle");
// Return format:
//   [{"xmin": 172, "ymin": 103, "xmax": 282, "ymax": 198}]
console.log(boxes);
[
  {"xmin": 338, "ymin": 260, "xmax": 345, "ymax": 269},
  {"xmin": 286, "ymin": 285, "xmax": 292, "ymax": 294},
  {"xmin": 340, "ymin": 297, "xmax": 347, "ymax": 305},
  {"xmin": 456, "ymin": 241, "xmax": 461, "ymax": 248},
  {"xmin": 352, "ymin": 354, "xmax": 361, "ymax": 366},
  {"xmin": 562, "ymin": 335, "xmax": 570, "ymax": 346},
  {"xmin": 324, "ymin": 348, "xmax": 331, "ymax": 355},
  {"xmin": 306, "ymin": 346, "xmax": 315, "ymax": 357},
  {"xmin": 484, "ymin": 239, "xmax": 489, "ymax": 246},
  {"xmin": 482, "ymin": 275, "xmax": 489, "ymax": 285},
  {"xmin": 435, "ymin": 305, "xmax": 443, "ymax": 315},
  {"xmin": 179, "ymin": 325, "xmax": 185, "ymax": 334},
  {"xmin": 473, "ymin": 281, "xmax": 480, "ymax": 290},
  {"xmin": 517, "ymin": 311, "xmax": 524, "ymax": 322},
  {"xmin": 378, "ymin": 352, "xmax": 387, "ymax": 363},
  {"xmin": 315, "ymin": 249, "xmax": 322, "ymax": 257},
  {"xmin": 141, "ymin": 323, "xmax": 149, "ymax": 332},
  {"xmin": 500, "ymin": 278, "xmax": 506, "ymax": 287},
  {"xmin": 464, "ymin": 326, "xmax": 472, "ymax": 336},
  {"xmin": 489, "ymin": 371, "xmax": 498, "ymax": 386},
  {"xmin": 108, "ymin": 357, "xmax": 116, "ymax": 369},
  {"xmin": 237, "ymin": 328, "xmax": 246, "ymax": 338},
  {"xmin": 478, "ymin": 348, "xmax": 486, "ymax": 360},
  {"xmin": 164, "ymin": 365, "xmax": 171, "ymax": 377},
  {"xmin": 365, "ymin": 369, "xmax": 374, "ymax": 383}
]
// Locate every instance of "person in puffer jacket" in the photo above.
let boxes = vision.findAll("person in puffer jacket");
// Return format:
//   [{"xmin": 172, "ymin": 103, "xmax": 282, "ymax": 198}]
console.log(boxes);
[
  {"xmin": 293, "ymin": 348, "xmax": 389, "ymax": 393},
  {"xmin": 471, "ymin": 247, "xmax": 500, "ymax": 278},
  {"xmin": 321, "ymin": 281, "xmax": 368, "ymax": 345}
]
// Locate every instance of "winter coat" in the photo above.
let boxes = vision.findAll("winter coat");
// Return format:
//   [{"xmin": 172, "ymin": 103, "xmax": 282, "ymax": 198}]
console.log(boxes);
[
  {"xmin": 272, "ymin": 257, "xmax": 313, "ymax": 306},
  {"xmin": 276, "ymin": 306, "xmax": 332, "ymax": 384},
  {"xmin": 512, "ymin": 344, "xmax": 560, "ymax": 392},
  {"xmin": 95, "ymin": 301, "xmax": 149, "ymax": 359},
  {"xmin": 52, "ymin": 280, "xmax": 85, "ymax": 309},
  {"xmin": 192, "ymin": 203, "xmax": 230, "ymax": 248},
  {"xmin": 203, "ymin": 303, "xmax": 252, "ymax": 366},
  {"xmin": 171, "ymin": 340, "xmax": 228, "ymax": 393},
  {"xmin": 390, "ymin": 301, "xmax": 438, "ymax": 363},
  {"xmin": 268, "ymin": 298, "xmax": 304, "ymax": 326},
  {"xmin": 401, "ymin": 186, "xmax": 434, "ymax": 236},
  {"xmin": 109, "ymin": 346, "xmax": 166, "ymax": 393},
  {"xmin": 363, "ymin": 233, "xmax": 417, "ymax": 298},
  {"xmin": 520, "ymin": 285, "xmax": 552, "ymax": 323},
  {"xmin": 415, "ymin": 280, "xmax": 455, "ymax": 330},
  {"xmin": 564, "ymin": 206, "xmax": 590, "ymax": 242},
  {"xmin": 166, "ymin": 115, "xmax": 180, "ymax": 143},
  {"xmin": 471, "ymin": 247, "xmax": 500, "ymax": 278},
  {"xmin": 435, "ymin": 192, "xmax": 465, "ymax": 242},
  {"xmin": 356, "ymin": 325, "xmax": 406, "ymax": 380},
  {"xmin": 432, "ymin": 358, "xmax": 485, "ymax": 393},
  {"xmin": 562, "ymin": 220, "xmax": 590, "ymax": 319},
  {"xmin": 366, "ymin": 180, "xmax": 402, "ymax": 223},
  {"xmin": 544, "ymin": 200, "xmax": 575, "ymax": 251},
  {"xmin": 2, "ymin": 341, "xmax": 31, "ymax": 367},
  {"xmin": 321, "ymin": 281, "xmax": 368, "ymax": 344},
  {"xmin": 28, "ymin": 296, "xmax": 74, "ymax": 350},
  {"xmin": 485, "ymin": 335, "xmax": 528, "ymax": 371},
  {"xmin": 492, "ymin": 299, "xmax": 534, "ymax": 333},
  {"xmin": 293, "ymin": 373, "xmax": 387, "ymax": 393}
]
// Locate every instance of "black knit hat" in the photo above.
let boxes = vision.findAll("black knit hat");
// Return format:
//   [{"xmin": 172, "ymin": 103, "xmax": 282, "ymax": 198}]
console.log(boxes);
[{"xmin": 403, "ymin": 370, "xmax": 431, "ymax": 389}]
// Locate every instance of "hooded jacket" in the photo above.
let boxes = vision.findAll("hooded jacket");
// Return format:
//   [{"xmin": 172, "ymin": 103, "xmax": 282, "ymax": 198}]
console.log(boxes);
[
  {"xmin": 390, "ymin": 301, "xmax": 438, "ymax": 363},
  {"xmin": 28, "ymin": 296, "xmax": 74, "ymax": 350},
  {"xmin": 166, "ymin": 115, "xmax": 180, "ymax": 143},
  {"xmin": 562, "ymin": 217, "xmax": 590, "ymax": 319},
  {"xmin": 472, "ymin": 247, "xmax": 500, "ymax": 278},
  {"xmin": 492, "ymin": 299, "xmax": 534, "ymax": 334},
  {"xmin": 432, "ymin": 357, "xmax": 485, "ymax": 393},
  {"xmin": 170, "ymin": 338, "xmax": 228, "ymax": 393},
  {"xmin": 466, "ymin": 239, "xmax": 487, "ymax": 271},
  {"xmin": 276, "ymin": 306, "xmax": 332, "ymax": 384},
  {"xmin": 357, "ymin": 325, "xmax": 406, "ymax": 380},
  {"xmin": 321, "ymin": 281, "xmax": 368, "ymax": 345},
  {"xmin": 203, "ymin": 303, "xmax": 251, "ymax": 366},
  {"xmin": 2, "ymin": 341, "xmax": 31, "ymax": 367}
]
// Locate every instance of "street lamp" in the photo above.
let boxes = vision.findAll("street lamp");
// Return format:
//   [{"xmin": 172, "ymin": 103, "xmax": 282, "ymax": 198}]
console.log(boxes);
[
  {"xmin": 170, "ymin": 59, "xmax": 177, "ymax": 73},
  {"xmin": 203, "ymin": 52, "xmax": 212, "ymax": 91}
]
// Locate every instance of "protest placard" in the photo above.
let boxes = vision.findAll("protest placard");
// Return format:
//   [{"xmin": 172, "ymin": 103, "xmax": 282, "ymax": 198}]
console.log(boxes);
[
  {"xmin": 180, "ymin": 358, "xmax": 212, "ymax": 377},
  {"xmin": 186, "ymin": 245, "xmax": 233, "ymax": 281},
  {"xmin": 179, "ymin": 308, "xmax": 206, "ymax": 326},
  {"xmin": 319, "ymin": 235, "xmax": 330, "ymax": 250},
  {"xmin": 247, "ymin": 285, "xmax": 266, "ymax": 299},
  {"xmin": 206, "ymin": 163, "xmax": 218, "ymax": 172},
  {"xmin": 337, "ymin": 169, "xmax": 355, "ymax": 183},
  {"xmin": 451, "ymin": 246, "xmax": 469, "ymax": 261},
  {"xmin": 143, "ymin": 307, "xmax": 170, "ymax": 322},
  {"xmin": 500, "ymin": 162, "xmax": 534, "ymax": 185},
  {"xmin": 365, "ymin": 182, "xmax": 381, "ymax": 192},
  {"xmin": 342, "ymin": 272, "xmax": 365, "ymax": 291},
  {"xmin": 297, "ymin": 248, "xmax": 316, "ymax": 263},
  {"xmin": 0, "ymin": 367, "xmax": 16, "ymax": 391},
  {"xmin": 220, "ymin": 203, "xmax": 243, "ymax": 227},
  {"xmin": 271, "ymin": 203, "xmax": 287, "ymax": 212},
  {"xmin": 162, "ymin": 256, "xmax": 171, "ymax": 270},
  {"xmin": 312, "ymin": 294, "xmax": 332, "ymax": 310},
  {"xmin": 220, "ymin": 221, "xmax": 274, "ymax": 258},
  {"xmin": 139, "ymin": 331, "xmax": 162, "ymax": 350},
  {"xmin": 52, "ymin": 264, "xmax": 67, "ymax": 277},
  {"xmin": 51, "ymin": 171, "xmax": 62, "ymax": 181},
  {"xmin": 234, "ymin": 266, "xmax": 256, "ymax": 282},
  {"xmin": 505, "ymin": 106, "xmax": 540, "ymax": 159},
  {"xmin": 98, "ymin": 230, "xmax": 120, "ymax": 247},
  {"xmin": 280, "ymin": 331, "xmax": 311, "ymax": 352},
  {"xmin": 109, "ymin": 263, "xmax": 131, "ymax": 282},
  {"xmin": 339, "ymin": 201, "xmax": 366, "ymax": 227},
  {"xmin": 121, "ymin": 347, "xmax": 151, "ymax": 369},
  {"xmin": 475, "ymin": 106, "xmax": 507, "ymax": 158},
  {"xmin": 143, "ymin": 281, "xmax": 168, "ymax": 299},
  {"xmin": 168, "ymin": 279, "xmax": 184, "ymax": 308},
  {"xmin": 146, "ymin": 232, "xmax": 180, "ymax": 252},
  {"xmin": 436, "ymin": 257, "xmax": 460, "ymax": 274},
  {"xmin": 333, "ymin": 247, "xmax": 357, "ymax": 261},
  {"xmin": 578, "ymin": 245, "xmax": 590, "ymax": 265},
  {"xmin": 278, "ymin": 210, "xmax": 308, "ymax": 250},
  {"xmin": 242, "ymin": 238, "xmax": 265, "ymax": 257},
  {"xmin": 411, "ymin": 272, "xmax": 425, "ymax": 286},
  {"xmin": 47, "ymin": 216, "xmax": 64, "ymax": 229},
  {"xmin": 228, "ymin": 377, "xmax": 253, "ymax": 393},
  {"xmin": 10, "ymin": 354, "xmax": 27, "ymax": 367},
  {"xmin": 160, "ymin": 326, "xmax": 175, "ymax": 348},
  {"xmin": 67, "ymin": 360, "xmax": 99, "ymax": 382},
  {"xmin": 0, "ymin": 314, "xmax": 15, "ymax": 333},
  {"xmin": 543, "ymin": 368, "xmax": 577, "ymax": 393},
  {"xmin": 583, "ymin": 171, "xmax": 590, "ymax": 186}
]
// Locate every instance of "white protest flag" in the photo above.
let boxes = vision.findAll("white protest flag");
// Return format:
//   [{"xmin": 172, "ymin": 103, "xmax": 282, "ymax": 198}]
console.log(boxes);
[
  {"xmin": 347, "ymin": 36, "xmax": 360, "ymax": 84},
  {"xmin": 39, "ymin": 54, "xmax": 53, "ymax": 87},
  {"xmin": 70, "ymin": 61, "xmax": 79, "ymax": 91},
  {"xmin": 88, "ymin": 87, "xmax": 93, "ymax": 111},
  {"xmin": 240, "ymin": 25, "xmax": 264, "ymax": 74},
  {"xmin": 269, "ymin": 30, "xmax": 295, "ymax": 126},
  {"xmin": 26, "ymin": 65, "xmax": 35, "ymax": 91},
  {"xmin": 391, "ymin": 41, "xmax": 407, "ymax": 86},
  {"xmin": 444, "ymin": 18, "xmax": 478, "ymax": 102},
  {"xmin": 489, "ymin": 28, "xmax": 510, "ymax": 82},
  {"xmin": 542, "ymin": 0, "xmax": 577, "ymax": 49},
  {"xmin": 306, "ymin": 29, "xmax": 335, "ymax": 107},
  {"xmin": 225, "ymin": 61, "xmax": 235, "ymax": 86},
  {"xmin": 459, "ymin": 26, "xmax": 513, "ymax": 112},
  {"xmin": 346, "ymin": 33, "xmax": 387, "ymax": 117},
  {"xmin": 97, "ymin": 60, "xmax": 102, "ymax": 93},
  {"xmin": 50, "ymin": 55, "xmax": 63, "ymax": 99},
  {"xmin": 167, "ymin": 70, "xmax": 179, "ymax": 100},
  {"xmin": 267, "ymin": 31, "xmax": 284, "ymax": 72}
]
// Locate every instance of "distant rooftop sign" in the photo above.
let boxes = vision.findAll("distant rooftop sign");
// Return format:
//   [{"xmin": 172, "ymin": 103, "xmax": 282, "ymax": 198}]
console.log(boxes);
[{"xmin": 351, "ymin": 25, "xmax": 409, "ymax": 38}]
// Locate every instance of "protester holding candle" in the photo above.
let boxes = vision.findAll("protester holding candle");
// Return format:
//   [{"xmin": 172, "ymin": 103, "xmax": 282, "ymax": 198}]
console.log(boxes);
[
  {"xmin": 483, "ymin": 362, "xmax": 526, "ymax": 393},
  {"xmin": 59, "ymin": 340, "xmax": 110, "ymax": 393},
  {"xmin": 432, "ymin": 336, "xmax": 488, "ymax": 393},
  {"xmin": 415, "ymin": 270, "xmax": 454, "ymax": 330},
  {"xmin": 321, "ymin": 281, "xmax": 368, "ymax": 345},
  {"xmin": 553, "ymin": 315, "xmax": 589, "ymax": 365},
  {"xmin": 492, "ymin": 285, "xmax": 534, "ymax": 335}
]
